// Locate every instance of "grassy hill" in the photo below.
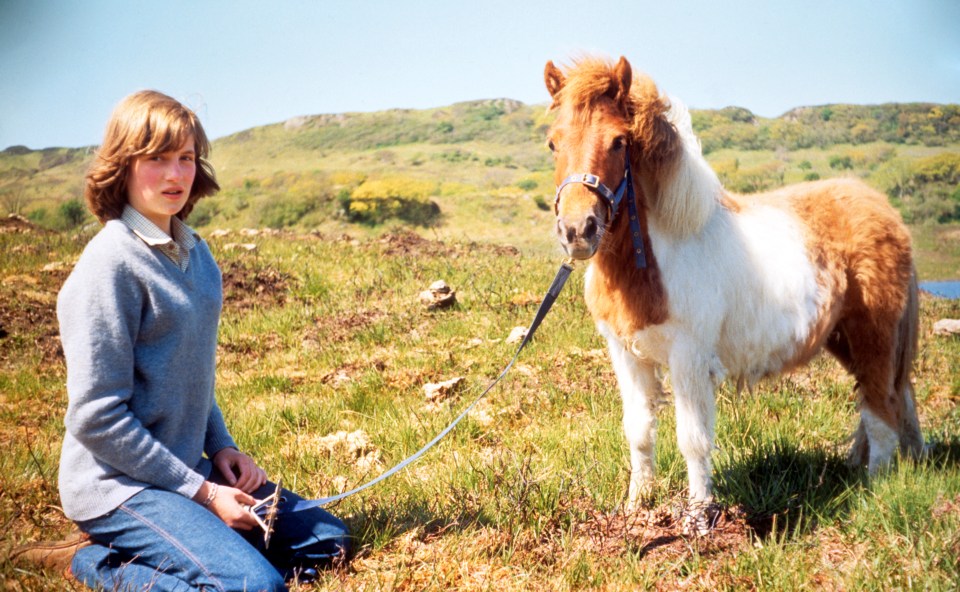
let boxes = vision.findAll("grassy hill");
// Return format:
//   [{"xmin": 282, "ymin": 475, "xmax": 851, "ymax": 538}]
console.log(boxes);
[{"xmin": 1, "ymin": 99, "xmax": 959, "ymax": 276}]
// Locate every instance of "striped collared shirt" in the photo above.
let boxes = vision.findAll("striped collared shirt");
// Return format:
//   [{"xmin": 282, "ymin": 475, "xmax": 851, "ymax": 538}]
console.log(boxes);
[{"xmin": 119, "ymin": 205, "xmax": 199, "ymax": 272}]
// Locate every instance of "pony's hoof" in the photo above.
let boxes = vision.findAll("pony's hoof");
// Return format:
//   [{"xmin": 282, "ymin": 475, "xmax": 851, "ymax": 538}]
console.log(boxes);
[
  {"xmin": 625, "ymin": 487, "xmax": 656, "ymax": 513},
  {"xmin": 680, "ymin": 501, "xmax": 720, "ymax": 536}
]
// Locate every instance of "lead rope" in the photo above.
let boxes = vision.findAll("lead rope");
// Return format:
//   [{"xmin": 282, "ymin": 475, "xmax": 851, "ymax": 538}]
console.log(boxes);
[{"xmin": 256, "ymin": 259, "xmax": 576, "ymax": 537}]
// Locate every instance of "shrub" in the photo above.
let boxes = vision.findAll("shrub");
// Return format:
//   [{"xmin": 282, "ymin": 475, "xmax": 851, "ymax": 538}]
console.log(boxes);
[
  {"xmin": 829, "ymin": 155, "xmax": 853, "ymax": 170},
  {"xmin": 344, "ymin": 177, "xmax": 441, "ymax": 226},
  {"xmin": 723, "ymin": 162, "xmax": 785, "ymax": 193},
  {"xmin": 58, "ymin": 198, "xmax": 86, "ymax": 228},
  {"xmin": 27, "ymin": 207, "xmax": 48, "ymax": 225},
  {"xmin": 189, "ymin": 199, "xmax": 218, "ymax": 227},
  {"xmin": 516, "ymin": 179, "xmax": 538, "ymax": 191},
  {"xmin": 532, "ymin": 195, "xmax": 551, "ymax": 211},
  {"xmin": 260, "ymin": 196, "xmax": 317, "ymax": 228}
]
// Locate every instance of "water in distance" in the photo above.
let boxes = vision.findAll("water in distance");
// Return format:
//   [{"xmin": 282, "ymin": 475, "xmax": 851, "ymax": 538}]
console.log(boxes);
[{"xmin": 920, "ymin": 281, "xmax": 960, "ymax": 299}]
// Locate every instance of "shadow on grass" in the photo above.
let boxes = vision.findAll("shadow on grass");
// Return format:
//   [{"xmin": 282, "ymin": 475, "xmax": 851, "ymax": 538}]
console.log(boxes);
[
  {"xmin": 714, "ymin": 434, "xmax": 960, "ymax": 540},
  {"xmin": 924, "ymin": 436, "xmax": 960, "ymax": 469},
  {"xmin": 713, "ymin": 438, "xmax": 862, "ymax": 539}
]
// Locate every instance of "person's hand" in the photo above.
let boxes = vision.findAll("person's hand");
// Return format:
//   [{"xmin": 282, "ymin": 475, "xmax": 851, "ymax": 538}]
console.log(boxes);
[
  {"xmin": 212, "ymin": 447, "xmax": 268, "ymax": 493},
  {"xmin": 193, "ymin": 481, "xmax": 259, "ymax": 530}
]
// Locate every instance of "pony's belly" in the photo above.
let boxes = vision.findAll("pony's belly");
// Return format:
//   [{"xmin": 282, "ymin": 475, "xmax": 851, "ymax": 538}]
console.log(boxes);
[
  {"xmin": 719, "ymin": 339, "xmax": 800, "ymax": 386},
  {"xmin": 596, "ymin": 319, "xmax": 672, "ymax": 366}
]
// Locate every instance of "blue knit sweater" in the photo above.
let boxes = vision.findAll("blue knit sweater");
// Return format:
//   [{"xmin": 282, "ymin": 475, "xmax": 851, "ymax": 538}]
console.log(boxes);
[{"xmin": 57, "ymin": 219, "xmax": 236, "ymax": 521}]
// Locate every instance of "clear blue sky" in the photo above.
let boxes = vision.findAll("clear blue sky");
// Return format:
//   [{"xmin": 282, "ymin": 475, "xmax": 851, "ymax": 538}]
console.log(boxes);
[{"xmin": 1, "ymin": 0, "xmax": 957, "ymax": 150}]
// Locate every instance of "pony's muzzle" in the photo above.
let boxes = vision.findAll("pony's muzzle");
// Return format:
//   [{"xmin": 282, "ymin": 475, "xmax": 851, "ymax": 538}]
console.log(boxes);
[{"xmin": 557, "ymin": 213, "xmax": 601, "ymax": 259}]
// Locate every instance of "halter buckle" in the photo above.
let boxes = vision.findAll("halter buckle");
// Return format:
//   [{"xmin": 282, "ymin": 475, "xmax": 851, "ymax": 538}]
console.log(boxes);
[{"xmin": 579, "ymin": 173, "xmax": 600, "ymax": 188}]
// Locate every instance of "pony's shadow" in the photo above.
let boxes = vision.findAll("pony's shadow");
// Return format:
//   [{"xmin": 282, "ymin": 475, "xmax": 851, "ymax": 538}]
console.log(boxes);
[
  {"xmin": 923, "ymin": 436, "xmax": 960, "ymax": 469},
  {"xmin": 713, "ymin": 435, "xmax": 960, "ymax": 539}
]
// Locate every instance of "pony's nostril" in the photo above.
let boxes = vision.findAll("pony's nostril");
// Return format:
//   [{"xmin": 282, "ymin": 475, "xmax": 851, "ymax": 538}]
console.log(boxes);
[
  {"xmin": 566, "ymin": 226, "xmax": 577, "ymax": 244},
  {"xmin": 583, "ymin": 216, "xmax": 598, "ymax": 240}
]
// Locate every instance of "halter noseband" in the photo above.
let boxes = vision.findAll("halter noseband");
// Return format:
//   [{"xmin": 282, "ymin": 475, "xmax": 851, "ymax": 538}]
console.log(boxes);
[{"xmin": 554, "ymin": 149, "xmax": 647, "ymax": 268}]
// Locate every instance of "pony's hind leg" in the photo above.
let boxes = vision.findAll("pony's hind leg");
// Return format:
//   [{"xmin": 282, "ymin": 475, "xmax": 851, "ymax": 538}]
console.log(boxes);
[
  {"xmin": 841, "ymin": 318, "xmax": 904, "ymax": 474},
  {"xmin": 840, "ymin": 271, "xmax": 922, "ymax": 473},
  {"xmin": 825, "ymin": 326, "xmax": 873, "ymax": 467},
  {"xmin": 606, "ymin": 337, "xmax": 662, "ymax": 510}
]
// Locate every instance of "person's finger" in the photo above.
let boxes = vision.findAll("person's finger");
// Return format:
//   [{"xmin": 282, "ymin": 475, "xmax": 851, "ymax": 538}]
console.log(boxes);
[{"xmin": 216, "ymin": 456, "xmax": 239, "ymax": 485}]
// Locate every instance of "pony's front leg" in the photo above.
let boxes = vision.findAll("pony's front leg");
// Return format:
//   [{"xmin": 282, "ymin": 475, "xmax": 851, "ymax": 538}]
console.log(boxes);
[
  {"xmin": 606, "ymin": 337, "xmax": 662, "ymax": 511},
  {"xmin": 669, "ymin": 339, "xmax": 723, "ymax": 533}
]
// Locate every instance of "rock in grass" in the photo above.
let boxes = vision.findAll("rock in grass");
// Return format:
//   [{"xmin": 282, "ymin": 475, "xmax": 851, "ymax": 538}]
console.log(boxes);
[
  {"xmin": 419, "ymin": 280, "xmax": 456, "ymax": 310},
  {"xmin": 933, "ymin": 319, "xmax": 960, "ymax": 336},
  {"xmin": 223, "ymin": 242, "xmax": 258, "ymax": 252},
  {"xmin": 506, "ymin": 326, "xmax": 528, "ymax": 344},
  {"xmin": 423, "ymin": 376, "xmax": 464, "ymax": 403}
]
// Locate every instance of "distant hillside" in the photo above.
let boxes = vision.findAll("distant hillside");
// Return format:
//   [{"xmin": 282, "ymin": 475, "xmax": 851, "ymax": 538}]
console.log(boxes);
[
  {"xmin": 694, "ymin": 103, "xmax": 960, "ymax": 153},
  {"xmin": 222, "ymin": 98, "xmax": 543, "ymax": 152},
  {"xmin": 1, "ymin": 100, "xmax": 957, "ymax": 238}
]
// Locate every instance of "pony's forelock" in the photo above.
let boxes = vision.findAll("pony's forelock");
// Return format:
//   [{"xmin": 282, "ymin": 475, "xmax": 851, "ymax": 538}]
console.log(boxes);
[{"xmin": 553, "ymin": 56, "xmax": 627, "ymax": 110}]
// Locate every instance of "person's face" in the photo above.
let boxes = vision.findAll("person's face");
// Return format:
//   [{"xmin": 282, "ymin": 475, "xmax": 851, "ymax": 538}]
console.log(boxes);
[{"xmin": 126, "ymin": 134, "xmax": 196, "ymax": 234}]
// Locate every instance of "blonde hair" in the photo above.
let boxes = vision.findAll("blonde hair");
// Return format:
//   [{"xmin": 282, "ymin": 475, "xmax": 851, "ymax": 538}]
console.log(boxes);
[{"xmin": 85, "ymin": 90, "xmax": 219, "ymax": 223}]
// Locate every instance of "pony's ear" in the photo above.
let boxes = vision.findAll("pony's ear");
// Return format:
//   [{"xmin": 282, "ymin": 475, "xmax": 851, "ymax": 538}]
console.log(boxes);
[
  {"xmin": 613, "ymin": 56, "xmax": 632, "ymax": 104},
  {"xmin": 544, "ymin": 61, "xmax": 565, "ymax": 99}
]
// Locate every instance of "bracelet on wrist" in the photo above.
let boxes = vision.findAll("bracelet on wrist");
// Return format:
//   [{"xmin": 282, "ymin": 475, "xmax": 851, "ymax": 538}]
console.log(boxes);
[{"xmin": 201, "ymin": 482, "xmax": 218, "ymax": 507}]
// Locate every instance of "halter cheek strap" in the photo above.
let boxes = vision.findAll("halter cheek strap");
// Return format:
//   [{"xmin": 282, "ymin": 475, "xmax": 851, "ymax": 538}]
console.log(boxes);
[{"xmin": 554, "ymin": 151, "xmax": 647, "ymax": 269}]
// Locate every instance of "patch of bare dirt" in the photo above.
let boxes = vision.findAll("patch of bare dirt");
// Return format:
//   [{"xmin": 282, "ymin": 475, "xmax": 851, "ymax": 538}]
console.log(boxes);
[
  {"xmin": 377, "ymin": 230, "xmax": 521, "ymax": 259},
  {"xmin": 561, "ymin": 501, "xmax": 753, "ymax": 562},
  {"xmin": 307, "ymin": 309, "xmax": 389, "ymax": 345},
  {"xmin": 0, "ymin": 213, "xmax": 51, "ymax": 235},
  {"xmin": 378, "ymin": 230, "xmax": 456, "ymax": 257},
  {"xmin": 0, "ymin": 276, "xmax": 63, "ymax": 367},
  {"xmin": 220, "ymin": 259, "xmax": 291, "ymax": 311}
]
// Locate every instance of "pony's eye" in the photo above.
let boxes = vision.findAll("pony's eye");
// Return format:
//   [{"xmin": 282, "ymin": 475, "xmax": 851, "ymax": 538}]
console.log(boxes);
[
  {"xmin": 547, "ymin": 140, "xmax": 557, "ymax": 153},
  {"xmin": 611, "ymin": 136, "xmax": 626, "ymax": 152}
]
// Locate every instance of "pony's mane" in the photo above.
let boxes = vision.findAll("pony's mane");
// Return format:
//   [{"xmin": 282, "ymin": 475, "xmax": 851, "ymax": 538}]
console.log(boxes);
[
  {"xmin": 655, "ymin": 97, "xmax": 722, "ymax": 237},
  {"xmin": 556, "ymin": 56, "xmax": 721, "ymax": 238}
]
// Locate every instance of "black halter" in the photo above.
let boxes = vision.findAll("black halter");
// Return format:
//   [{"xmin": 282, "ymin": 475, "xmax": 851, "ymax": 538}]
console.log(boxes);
[{"xmin": 554, "ymin": 149, "xmax": 647, "ymax": 268}]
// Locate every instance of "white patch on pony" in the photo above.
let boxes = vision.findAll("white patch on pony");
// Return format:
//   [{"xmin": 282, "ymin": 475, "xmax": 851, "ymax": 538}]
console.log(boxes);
[
  {"xmin": 653, "ymin": 98, "xmax": 722, "ymax": 239},
  {"xmin": 646, "ymin": 198, "xmax": 821, "ymax": 386},
  {"xmin": 717, "ymin": 204, "xmax": 822, "ymax": 381},
  {"xmin": 861, "ymin": 407, "xmax": 899, "ymax": 474}
]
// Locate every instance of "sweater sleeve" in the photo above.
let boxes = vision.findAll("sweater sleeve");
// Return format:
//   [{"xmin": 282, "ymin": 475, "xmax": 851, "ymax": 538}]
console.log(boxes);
[
  {"xmin": 204, "ymin": 400, "xmax": 237, "ymax": 457},
  {"xmin": 59, "ymin": 252, "xmax": 205, "ymax": 499}
]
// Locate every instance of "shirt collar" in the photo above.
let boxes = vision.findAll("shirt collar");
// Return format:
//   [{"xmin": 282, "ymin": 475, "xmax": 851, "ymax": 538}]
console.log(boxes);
[{"xmin": 120, "ymin": 205, "xmax": 200, "ymax": 270}]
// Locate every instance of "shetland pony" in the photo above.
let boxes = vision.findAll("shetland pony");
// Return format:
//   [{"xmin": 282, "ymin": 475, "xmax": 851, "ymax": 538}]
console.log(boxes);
[{"xmin": 544, "ymin": 56, "xmax": 923, "ymax": 529}]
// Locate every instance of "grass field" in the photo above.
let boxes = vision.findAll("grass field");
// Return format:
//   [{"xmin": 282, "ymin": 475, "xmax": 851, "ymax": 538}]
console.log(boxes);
[{"xmin": 2, "ymin": 215, "xmax": 959, "ymax": 590}]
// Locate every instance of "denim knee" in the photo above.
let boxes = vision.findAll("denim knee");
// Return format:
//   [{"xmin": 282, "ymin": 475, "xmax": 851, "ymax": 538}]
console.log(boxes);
[{"xmin": 238, "ymin": 569, "xmax": 287, "ymax": 592}]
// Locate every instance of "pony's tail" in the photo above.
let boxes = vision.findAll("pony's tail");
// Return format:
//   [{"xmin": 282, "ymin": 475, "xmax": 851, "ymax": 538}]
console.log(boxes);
[{"xmin": 895, "ymin": 268, "xmax": 923, "ymax": 457}]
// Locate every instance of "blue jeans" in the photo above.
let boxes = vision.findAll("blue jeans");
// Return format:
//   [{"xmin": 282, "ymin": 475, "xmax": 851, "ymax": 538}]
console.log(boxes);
[{"xmin": 71, "ymin": 476, "xmax": 350, "ymax": 592}]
